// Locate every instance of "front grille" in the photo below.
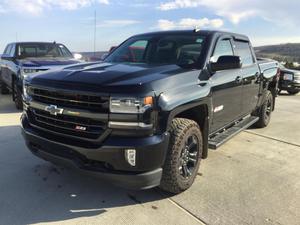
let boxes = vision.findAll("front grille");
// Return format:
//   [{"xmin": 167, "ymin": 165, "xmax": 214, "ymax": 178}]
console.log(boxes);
[
  {"xmin": 31, "ymin": 87, "xmax": 109, "ymax": 113},
  {"xmin": 294, "ymin": 74, "xmax": 300, "ymax": 82},
  {"xmin": 28, "ymin": 87, "xmax": 109, "ymax": 140}
]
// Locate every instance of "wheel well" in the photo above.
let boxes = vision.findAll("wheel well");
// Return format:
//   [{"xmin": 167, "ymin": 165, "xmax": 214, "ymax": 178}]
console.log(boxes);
[
  {"xmin": 174, "ymin": 104, "xmax": 209, "ymax": 159},
  {"xmin": 175, "ymin": 105, "xmax": 208, "ymax": 130}
]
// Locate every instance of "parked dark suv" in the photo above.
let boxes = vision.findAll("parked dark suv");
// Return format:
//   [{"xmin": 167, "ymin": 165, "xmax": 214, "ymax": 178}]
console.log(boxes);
[
  {"xmin": 278, "ymin": 64, "xmax": 300, "ymax": 95},
  {"xmin": 21, "ymin": 30, "xmax": 279, "ymax": 193}
]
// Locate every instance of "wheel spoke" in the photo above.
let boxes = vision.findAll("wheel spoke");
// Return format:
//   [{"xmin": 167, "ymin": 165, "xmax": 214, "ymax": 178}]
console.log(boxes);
[
  {"xmin": 182, "ymin": 165, "xmax": 189, "ymax": 177},
  {"xmin": 186, "ymin": 167, "xmax": 192, "ymax": 176},
  {"xmin": 188, "ymin": 152, "xmax": 197, "ymax": 159},
  {"xmin": 188, "ymin": 158, "xmax": 197, "ymax": 164}
]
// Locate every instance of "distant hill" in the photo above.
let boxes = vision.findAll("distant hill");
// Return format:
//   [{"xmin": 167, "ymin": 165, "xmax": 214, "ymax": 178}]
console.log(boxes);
[{"xmin": 255, "ymin": 43, "xmax": 300, "ymax": 63}]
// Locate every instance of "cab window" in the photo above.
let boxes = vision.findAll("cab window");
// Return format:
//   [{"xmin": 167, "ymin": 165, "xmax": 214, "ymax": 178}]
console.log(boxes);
[
  {"xmin": 4, "ymin": 45, "xmax": 12, "ymax": 55},
  {"xmin": 9, "ymin": 44, "xmax": 16, "ymax": 57},
  {"xmin": 234, "ymin": 41, "xmax": 254, "ymax": 67}
]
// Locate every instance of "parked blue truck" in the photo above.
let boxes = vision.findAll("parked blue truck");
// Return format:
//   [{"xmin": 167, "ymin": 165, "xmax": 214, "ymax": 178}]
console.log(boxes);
[{"xmin": 0, "ymin": 42, "xmax": 82, "ymax": 109}]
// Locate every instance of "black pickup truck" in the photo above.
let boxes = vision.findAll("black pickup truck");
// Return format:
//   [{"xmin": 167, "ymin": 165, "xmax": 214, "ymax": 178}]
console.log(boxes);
[
  {"xmin": 0, "ymin": 42, "xmax": 82, "ymax": 109},
  {"xmin": 21, "ymin": 30, "xmax": 279, "ymax": 193},
  {"xmin": 278, "ymin": 64, "xmax": 300, "ymax": 95}
]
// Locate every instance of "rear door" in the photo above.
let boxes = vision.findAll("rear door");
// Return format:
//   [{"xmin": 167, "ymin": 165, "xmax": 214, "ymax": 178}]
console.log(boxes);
[
  {"xmin": 234, "ymin": 40, "xmax": 260, "ymax": 115},
  {"xmin": 210, "ymin": 38, "xmax": 243, "ymax": 132}
]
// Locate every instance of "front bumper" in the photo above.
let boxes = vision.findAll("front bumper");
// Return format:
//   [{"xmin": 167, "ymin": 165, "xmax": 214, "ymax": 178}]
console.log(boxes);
[
  {"xmin": 21, "ymin": 115, "xmax": 170, "ymax": 189},
  {"xmin": 279, "ymin": 80, "xmax": 300, "ymax": 91}
]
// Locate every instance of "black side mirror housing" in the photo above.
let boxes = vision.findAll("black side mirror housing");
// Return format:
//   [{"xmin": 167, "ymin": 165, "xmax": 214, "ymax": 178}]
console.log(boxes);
[
  {"xmin": 109, "ymin": 46, "xmax": 117, "ymax": 53},
  {"xmin": 211, "ymin": 55, "xmax": 242, "ymax": 72},
  {"xmin": 1, "ymin": 54, "xmax": 14, "ymax": 60}
]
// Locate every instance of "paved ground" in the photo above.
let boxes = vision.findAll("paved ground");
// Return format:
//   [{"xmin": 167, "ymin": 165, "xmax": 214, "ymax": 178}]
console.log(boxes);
[{"xmin": 0, "ymin": 92, "xmax": 299, "ymax": 225}]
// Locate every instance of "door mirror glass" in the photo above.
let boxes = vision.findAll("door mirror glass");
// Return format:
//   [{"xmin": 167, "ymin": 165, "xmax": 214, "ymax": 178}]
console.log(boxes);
[{"xmin": 211, "ymin": 55, "xmax": 241, "ymax": 72}]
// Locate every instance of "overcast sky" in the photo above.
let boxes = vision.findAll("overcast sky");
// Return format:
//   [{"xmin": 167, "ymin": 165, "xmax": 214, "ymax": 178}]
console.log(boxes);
[{"xmin": 0, "ymin": 0, "xmax": 300, "ymax": 52}]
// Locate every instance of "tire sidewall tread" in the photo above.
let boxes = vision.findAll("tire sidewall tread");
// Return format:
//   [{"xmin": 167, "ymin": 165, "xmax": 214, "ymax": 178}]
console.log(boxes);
[{"xmin": 160, "ymin": 118, "xmax": 203, "ymax": 194}]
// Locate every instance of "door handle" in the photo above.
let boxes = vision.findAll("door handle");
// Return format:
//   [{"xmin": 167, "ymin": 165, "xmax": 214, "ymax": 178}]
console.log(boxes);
[{"xmin": 235, "ymin": 76, "xmax": 242, "ymax": 83}]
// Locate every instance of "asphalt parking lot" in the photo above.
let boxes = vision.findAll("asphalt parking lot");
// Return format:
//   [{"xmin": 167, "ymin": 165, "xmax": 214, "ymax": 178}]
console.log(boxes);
[{"xmin": 0, "ymin": 93, "xmax": 299, "ymax": 225}]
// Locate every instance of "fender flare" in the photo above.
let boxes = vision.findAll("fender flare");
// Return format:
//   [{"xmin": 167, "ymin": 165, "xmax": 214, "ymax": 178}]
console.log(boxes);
[{"xmin": 161, "ymin": 97, "xmax": 211, "ymax": 159}]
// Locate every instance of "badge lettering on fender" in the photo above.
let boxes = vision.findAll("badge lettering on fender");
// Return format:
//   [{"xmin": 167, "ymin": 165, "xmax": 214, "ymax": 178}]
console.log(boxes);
[{"xmin": 214, "ymin": 105, "xmax": 224, "ymax": 113}]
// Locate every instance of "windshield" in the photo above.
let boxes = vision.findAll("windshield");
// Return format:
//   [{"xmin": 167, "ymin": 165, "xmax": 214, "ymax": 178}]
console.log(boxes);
[
  {"xmin": 17, "ymin": 43, "xmax": 73, "ymax": 59},
  {"xmin": 105, "ymin": 34, "xmax": 206, "ymax": 68}
]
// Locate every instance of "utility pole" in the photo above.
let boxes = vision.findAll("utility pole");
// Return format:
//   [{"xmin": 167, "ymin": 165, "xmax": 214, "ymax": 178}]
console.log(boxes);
[{"xmin": 94, "ymin": 10, "xmax": 96, "ymax": 56}]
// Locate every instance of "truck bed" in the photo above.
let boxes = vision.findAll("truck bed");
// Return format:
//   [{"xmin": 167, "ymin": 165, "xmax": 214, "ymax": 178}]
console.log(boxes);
[{"xmin": 257, "ymin": 58, "xmax": 279, "ymax": 79}]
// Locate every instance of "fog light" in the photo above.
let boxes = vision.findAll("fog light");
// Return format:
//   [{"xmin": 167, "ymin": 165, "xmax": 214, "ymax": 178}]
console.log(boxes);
[{"xmin": 125, "ymin": 149, "xmax": 136, "ymax": 166}]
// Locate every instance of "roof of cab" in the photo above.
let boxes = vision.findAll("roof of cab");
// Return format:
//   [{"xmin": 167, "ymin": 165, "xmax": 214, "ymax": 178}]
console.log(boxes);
[
  {"xmin": 7, "ymin": 42, "xmax": 63, "ymax": 46},
  {"xmin": 132, "ymin": 30, "xmax": 249, "ymax": 42}
]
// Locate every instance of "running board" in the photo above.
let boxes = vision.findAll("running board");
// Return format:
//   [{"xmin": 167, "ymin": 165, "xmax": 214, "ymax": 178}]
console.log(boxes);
[{"xmin": 208, "ymin": 116, "xmax": 259, "ymax": 150}]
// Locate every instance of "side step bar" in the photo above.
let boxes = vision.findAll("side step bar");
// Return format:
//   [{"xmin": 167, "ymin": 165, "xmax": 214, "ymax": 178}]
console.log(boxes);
[{"xmin": 208, "ymin": 116, "xmax": 259, "ymax": 150}]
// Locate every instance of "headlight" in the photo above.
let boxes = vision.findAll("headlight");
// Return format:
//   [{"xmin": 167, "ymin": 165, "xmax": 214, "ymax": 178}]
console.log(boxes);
[
  {"xmin": 110, "ymin": 96, "xmax": 153, "ymax": 114},
  {"xmin": 23, "ymin": 69, "xmax": 38, "ymax": 74},
  {"xmin": 21, "ymin": 68, "xmax": 38, "ymax": 78},
  {"xmin": 283, "ymin": 73, "xmax": 293, "ymax": 81},
  {"xmin": 23, "ymin": 81, "xmax": 32, "ymax": 100}
]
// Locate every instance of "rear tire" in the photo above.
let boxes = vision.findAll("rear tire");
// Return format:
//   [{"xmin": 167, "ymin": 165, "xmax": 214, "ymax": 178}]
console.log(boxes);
[
  {"xmin": 160, "ymin": 118, "xmax": 202, "ymax": 194},
  {"xmin": 13, "ymin": 80, "xmax": 23, "ymax": 110},
  {"xmin": 0, "ymin": 73, "xmax": 9, "ymax": 95},
  {"xmin": 287, "ymin": 90, "xmax": 299, "ymax": 95},
  {"xmin": 254, "ymin": 90, "xmax": 273, "ymax": 128}
]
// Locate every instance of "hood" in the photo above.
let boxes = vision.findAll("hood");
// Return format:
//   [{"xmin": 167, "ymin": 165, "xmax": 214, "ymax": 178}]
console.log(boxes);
[
  {"xmin": 281, "ymin": 68, "xmax": 300, "ymax": 74},
  {"xmin": 18, "ymin": 58, "xmax": 81, "ymax": 67},
  {"xmin": 29, "ymin": 62, "xmax": 201, "ymax": 94}
]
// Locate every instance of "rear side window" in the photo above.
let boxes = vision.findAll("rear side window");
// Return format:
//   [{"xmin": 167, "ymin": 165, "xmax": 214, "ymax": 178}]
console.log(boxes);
[
  {"xmin": 211, "ymin": 39, "xmax": 233, "ymax": 62},
  {"xmin": 234, "ymin": 41, "xmax": 254, "ymax": 67}
]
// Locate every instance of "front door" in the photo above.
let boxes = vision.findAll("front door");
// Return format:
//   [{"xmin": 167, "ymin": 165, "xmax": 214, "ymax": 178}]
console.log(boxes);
[{"xmin": 210, "ymin": 38, "xmax": 243, "ymax": 132}]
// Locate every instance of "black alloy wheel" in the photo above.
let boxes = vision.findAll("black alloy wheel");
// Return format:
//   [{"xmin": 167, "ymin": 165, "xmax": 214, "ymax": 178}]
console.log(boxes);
[{"xmin": 179, "ymin": 134, "xmax": 199, "ymax": 179}]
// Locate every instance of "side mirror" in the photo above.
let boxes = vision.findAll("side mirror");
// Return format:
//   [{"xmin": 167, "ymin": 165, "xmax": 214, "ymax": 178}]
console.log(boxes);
[
  {"xmin": 211, "ymin": 55, "xmax": 241, "ymax": 72},
  {"xmin": 73, "ymin": 53, "xmax": 83, "ymax": 60},
  {"xmin": 109, "ymin": 46, "xmax": 117, "ymax": 53},
  {"xmin": 1, "ymin": 54, "xmax": 14, "ymax": 60}
]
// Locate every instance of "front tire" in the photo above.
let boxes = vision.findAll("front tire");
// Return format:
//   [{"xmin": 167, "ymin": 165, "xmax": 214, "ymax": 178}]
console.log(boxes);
[
  {"xmin": 254, "ymin": 90, "xmax": 273, "ymax": 128},
  {"xmin": 13, "ymin": 80, "xmax": 23, "ymax": 110},
  {"xmin": 0, "ymin": 74, "xmax": 9, "ymax": 95},
  {"xmin": 160, "ymin": 118, "xmax": 202, "ymax": 194}
]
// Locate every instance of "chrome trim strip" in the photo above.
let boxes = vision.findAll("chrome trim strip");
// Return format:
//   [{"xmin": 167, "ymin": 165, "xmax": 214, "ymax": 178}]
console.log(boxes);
[{"xmin": 108, "ymin": 121, "xmax": 153, "ymax": 129}]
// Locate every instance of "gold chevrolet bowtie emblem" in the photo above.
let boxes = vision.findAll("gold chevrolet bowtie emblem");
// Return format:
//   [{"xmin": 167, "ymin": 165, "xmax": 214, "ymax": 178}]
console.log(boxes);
[{"xmin": 45, "ymin": 105, "xmax": 64, "ymax": 116}]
